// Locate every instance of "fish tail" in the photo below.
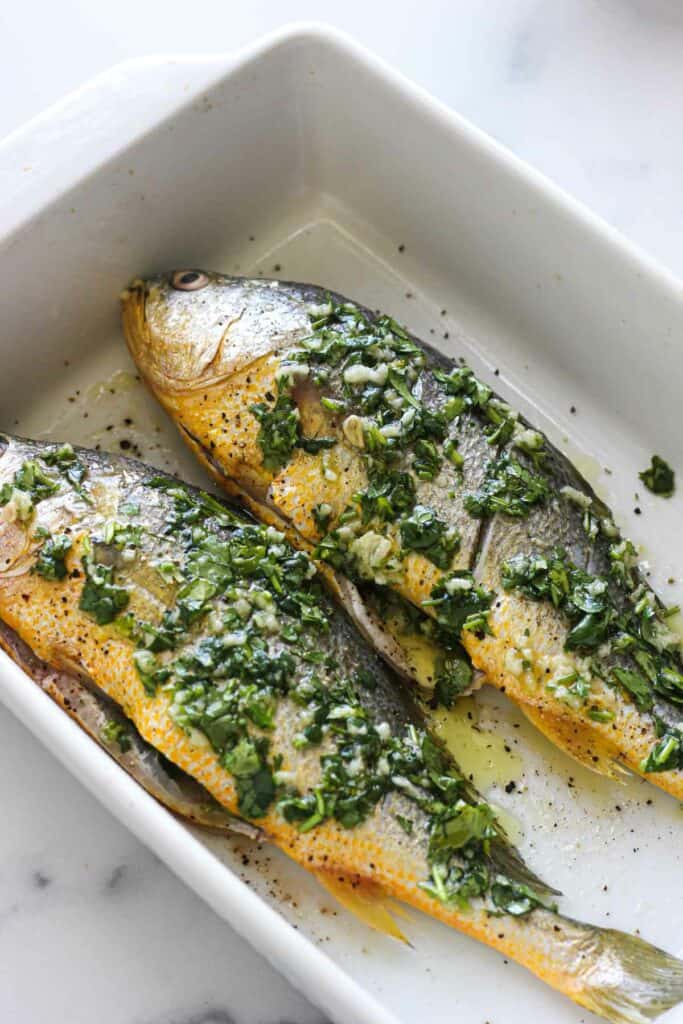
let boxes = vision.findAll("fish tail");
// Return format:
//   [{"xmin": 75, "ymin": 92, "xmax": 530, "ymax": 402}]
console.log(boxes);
[{"xmin": 516, "ymin": 909, "xmax": 683, "ymax": 1023}]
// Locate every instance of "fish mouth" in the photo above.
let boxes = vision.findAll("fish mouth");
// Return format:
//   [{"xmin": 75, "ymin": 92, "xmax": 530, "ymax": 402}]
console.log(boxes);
[{"xmin": 120, "ymin": 277, "xmax": 150, "ymax": 374}]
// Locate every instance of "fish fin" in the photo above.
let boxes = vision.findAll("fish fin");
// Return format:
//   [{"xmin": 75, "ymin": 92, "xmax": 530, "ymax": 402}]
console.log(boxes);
[
  {"xmin": 314, "ymin": 871, "xmax": 411, "ymax": 945},
  {"xmin": 488, "ymin": 837, "xmax": 561, "ymax": 899},
  {"xmin": 531, "ymin": 911, "xmax": 683, "ymax": 1024},
  {"xmin": 520, "ymin": 703, "xmax": 629, "ymax": 781}
]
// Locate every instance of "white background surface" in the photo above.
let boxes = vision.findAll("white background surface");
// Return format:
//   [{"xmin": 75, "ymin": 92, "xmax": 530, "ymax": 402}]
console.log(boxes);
[{"xmin": 2, "ymin": 3, "xmax": 683, "ymax": 1023}]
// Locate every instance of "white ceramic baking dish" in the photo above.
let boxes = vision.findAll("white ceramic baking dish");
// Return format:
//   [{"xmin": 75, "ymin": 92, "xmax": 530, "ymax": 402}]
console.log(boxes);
[{"xmin": 1, "ymin": 23, "xmax": 682, "ymax": 1024}]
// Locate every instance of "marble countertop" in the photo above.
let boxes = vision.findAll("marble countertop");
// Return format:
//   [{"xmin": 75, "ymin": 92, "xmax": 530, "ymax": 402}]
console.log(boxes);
[{"xmin": 2, "ymin": 2, "xmax": 683, "ymax": 1022}]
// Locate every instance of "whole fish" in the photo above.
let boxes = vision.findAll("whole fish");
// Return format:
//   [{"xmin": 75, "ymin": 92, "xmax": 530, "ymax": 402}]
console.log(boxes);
[
  {"xmin": 1, "ymin": 433, "xmax": 682, "ymax": 1022},
  {"xmin": 122, "ymin": 270, "xmax": 683, "ymax": 798}
]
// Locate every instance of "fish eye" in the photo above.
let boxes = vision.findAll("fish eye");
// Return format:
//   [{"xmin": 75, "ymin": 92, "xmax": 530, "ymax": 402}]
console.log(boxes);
[{"xmin": 171, "ymin": 270, "xmax": 209, "ymax": 291}]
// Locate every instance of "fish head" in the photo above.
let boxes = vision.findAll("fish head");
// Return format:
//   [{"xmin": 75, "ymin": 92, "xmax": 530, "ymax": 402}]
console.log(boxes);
[{"xmin": 121, "ymin": 270, "xmax": 312, "ymax": 395}]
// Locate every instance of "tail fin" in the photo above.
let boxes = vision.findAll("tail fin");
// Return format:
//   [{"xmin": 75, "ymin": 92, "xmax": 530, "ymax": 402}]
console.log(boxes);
[{"xmin": 528, "ymin": 910, "xmax": 683, "ymax": 1024}]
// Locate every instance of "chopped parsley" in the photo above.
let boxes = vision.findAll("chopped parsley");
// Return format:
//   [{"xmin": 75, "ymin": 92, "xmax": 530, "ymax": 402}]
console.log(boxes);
[
  {"xmin": 100, "ymin": 719, "xmax": 132, "ymax": 752},
  {"xmin": 250, "ymin": 387, "xmax": 300, "ymax": 472},
  {"xmin": 79, "ymin": 551, "xmax": 130, "ymax": 625},
  {"xmin": 14, "ymin": 460, "xmax": 60, "ymax": 502},
  {"xmin": 464, "ymin": 454, "xmax": 549, "ymax": 519},
  {"xmin": 640, "ymin": 729, "xmax": 682, "ymax": 773},
  {"xmin": 427, "ymin": 801, "xmax": 497, "ymax": 860},
  {"xmin": 103, "ymin": 521, "xmax": 143, "ymax": 549},
  {"xmin": 43, "ymin": 443, "xmax": 90, "ymax": 501},
  {"xmin": 354, "ymin": 472, "xmax": 416, "ymax": 523},
  {"xmin": 133, "ymin": 650, "xmax": 162, "ymax": 696},
  {"xmin": 412, "ymin": 439, "xmax": 442, "ymax": 481},
  {"xmin": 312, "ymin": 502, "xmax": 333, "ymax": 533},
  {"xmin": 0, "ymin": 457, "xmax": 60, "ymax": 520},
  {"xmin": 501, "ymin": 548, "xmax": 683, "ymax": 757},
  {"xmin": 251, "ymin": 380, "xmax": 337, "ymax": 472},
  {"xmin": 611, "ymin": 667, "xmax": 652, "ymax": 712},
  {"xmin": 279, "ymin": 300, "xmax": 451, "ymax": 518},
  {"xmin": 423, "ymin": 572, "xmax": 493, "ymax": 637},
  {"xmin": 0, "ymin": 485, "xmax": 33, "ymax": 521},
  {"xmin": 400, "ymin": 505, "xmax": 460, "ymax": 569},
  {"xmin": 639, "ymin": 455, "xmax": 675, "ymax": 498},
  {"xmin": 433, "ymin": 655, "xmax": 473, "ymax": 709},
  {"xmin": 298, "ymin": 436, "xmax": 337, "ymax": 455},
  {"xmin": 501, "ymin": 551, "xmax": 612, "ymax": 651},
  {"xmin": 490, "ymin": 877, "xmax": 551, "ymax": 916},
  {"xmin": 33, "ymin": 533, "xmax": 72, "ymax": 581},
  {"xmin": 433, "ymin": 366, "xmax": 527, "ymax": 451},
  {"xmin": 443, "ymin": 439, "xmax": 464, "ymax": 469},
  {"xmin": 395, "ymin": 813, "xmax": 414, "ymax": 834}
]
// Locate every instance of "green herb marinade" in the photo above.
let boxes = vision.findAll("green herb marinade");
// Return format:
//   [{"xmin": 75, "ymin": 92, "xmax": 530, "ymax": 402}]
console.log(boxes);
[
  {"xmin": 246, "ymin": 300, "xmax": 552, "ymax": 596},
  {"xmin": 501, "ymin": 547, "xmax": 683, "ymax": 771},
  {"xmin": 17, "ymin": 445, "xmax": 546, "ymax": 917},
  {"xmin": 639, "ymin": 455, "xmax": 675, "ymax": 498}
]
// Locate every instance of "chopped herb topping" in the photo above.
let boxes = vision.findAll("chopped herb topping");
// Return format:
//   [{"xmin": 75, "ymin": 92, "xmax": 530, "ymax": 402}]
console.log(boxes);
[
  {"xmin": 281, "ymin": 301, "xmax": 455, "ymax": 540},
  {"xmin": 395, "ymin": 813, "xmax": 414, "ymax": 835},
  {"xmin": 464, "ymin": 454, "xmax": 549, "ymax": 519},
  {"xmin": 423, "ymin": 572, "xmax": 493, "ymax": 637},
  {"xmin": 417, "ymin": 736, "xmax": 554, "ymax": 912},
  {"xmin": 250, "ymin": 386, "xmax": 300, "ymax": 471},
  {"xmin": 490, "ymin": 877, "xmax": 551, "ymax": 916},
  {"xmin": 443, "ymin": 439, "xmax": 464, "ymax": 469},
  {"xmin": 14, "ymin": 460, "xmax": 60, "ymax": 502},
  {"xmin": 412, "ymin": 439, "xmax": 442, "ymax": 481},
  {"xmin": 400, "ymin": 505, "xmax": 460, "ymax": 570},
  {"xmin": 43, "ymin": 443, "xmax": 90, "ymax": 501},
  {"xmin": 501, "ymin": 548, "xmax": 683, "ymax": 760},
  {"xmin": 79, "ymin": 548, "xmax": 130, "ymax": 625},
  {"xmin": 428, "ymin": 801, "xmax": 497, "ymax": 859},
  {"xmin": 0, "ymin": 485, "xmax": 33, "ymax": 521},
  {"xmin": 640, "ymin": 729, "xmax": 681, "ymax": 773},
  {"xmin": 432, "ymin": 366, "xmax": 531, "ymax": 453},
  {"xmin": 251, "ymin": 379, "xmax": 337, "ymax": 472},
  {"xmin": 354, "ymin": 472, "xmax": 416, "ymax": 523},
  {"xmin": 639, "ymin": 455, "xmax": 675, "ymax": 498},
  {"xmin": 312, "ymin": 502, "xmax": 334, "ymax": 533},
  {"xmin": 103, "ymin": 521, "xmax": 143, "ymax": 549},
  {"xmin": 277, "ymin": 300, "xmax": 541, "ymax": 603},
  {"xmin": 433, "ymin": 656, "xmax": 473, "ymax": 709},
  {"xmin": 611, "ymin": 667, "xmax": 652, "ymax": 712},
  {"xmin": 133, "ymin": 650, "xmax": 161, "ymax": 696},
  {"xmin": 33, "ymin": 533, "xmax": 72, "ymax": 581},
  {"xmin": 501, "ymin": 552, "xmax": 612, "ymax": 651},
  {"xmin": 298, "ymin": 436, "xmax": 337, "ymax": 456},
  {"xmin": 0, "ymin": 457, "xmax": 60, "ymax": 521},
  {"xmin": 100, "ymin": 719, "xmax": 132, "ymax": 752}
]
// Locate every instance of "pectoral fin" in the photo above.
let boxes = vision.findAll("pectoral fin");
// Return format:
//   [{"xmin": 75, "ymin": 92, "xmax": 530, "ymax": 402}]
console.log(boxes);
[
  {"xmin": 520, "ymin": 703, "xmax": 628, "ymax": 781},
  {"xmin": 315, "ymin": 871, "xmax": 410, "ymax": 944}
]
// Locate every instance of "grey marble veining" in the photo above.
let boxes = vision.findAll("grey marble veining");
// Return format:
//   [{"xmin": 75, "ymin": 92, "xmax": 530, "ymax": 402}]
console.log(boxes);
[{"xmin": 2, "ymin": 2, "xmax": 683, "ymax": 1022}]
